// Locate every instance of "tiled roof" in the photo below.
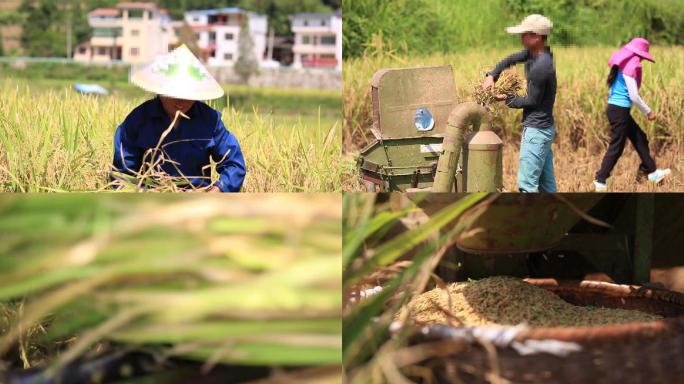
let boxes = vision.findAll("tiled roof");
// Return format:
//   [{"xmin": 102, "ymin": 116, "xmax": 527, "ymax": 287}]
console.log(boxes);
[
  {"xmin": 89, "ymin": 8, "xmax": 119, "ymax": 16},
  {"xmin": 191, "ymin": 25, "xmax": 214, "ymax": 31},
  {"xmin": 116, "ymin": 2, "xmax": 158, "ymax": 10}
]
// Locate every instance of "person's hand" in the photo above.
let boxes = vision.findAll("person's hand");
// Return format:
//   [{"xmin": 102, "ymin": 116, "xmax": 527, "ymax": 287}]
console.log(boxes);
[
  {"xmin": 482, "ymin": 75, "xmax": 495, "ymax": 90},
  {"xmin": 493, "ymin": 94, "xmax": 508, "ymax": 102},
  {"xmin": 207, "ymin": 186, "xmax": 221, "ymax": 193},
  {"xmin": 647, "ymin": 111, "xmax": 657, "ymax": 121}
]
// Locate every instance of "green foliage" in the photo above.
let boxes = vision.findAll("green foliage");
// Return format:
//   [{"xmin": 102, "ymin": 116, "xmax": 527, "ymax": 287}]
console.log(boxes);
[
  {"xmin": 234, "ymin": 16, "xmax": 259, "ymax": 84},
  {"xmin": 343, "ymin": 0, "xmax": 684, "ymax": 58},
  {"xmin": 0, "ymin": 10, "xmax": 24, "ymax": 25},
  {"xmin": 343, "ymin": 0, "xmax": 451, "ymax": 58},
  {"xmin": 505, "ymin": 0, "xmax": 684, "ymax": 46},
  {"xmin": 19, "ymin": 0, "xmax": 65, "ymax": 57},
  {"xmin": 239, "ymin": 0, "xmax": 334, "ymax": 36},
  {"xmin": 0, "ymin": 62, "xmax": 129, "ymax": 82}
]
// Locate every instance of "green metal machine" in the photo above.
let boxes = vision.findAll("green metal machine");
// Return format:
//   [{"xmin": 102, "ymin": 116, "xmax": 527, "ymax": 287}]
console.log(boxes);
[
  {"xmin": 358, "ymin": 65, "xmax": 503, "ymax": 192},
  {"xmin": 405, "ymin": 193, "xmax": 660, "ymax": 285}
]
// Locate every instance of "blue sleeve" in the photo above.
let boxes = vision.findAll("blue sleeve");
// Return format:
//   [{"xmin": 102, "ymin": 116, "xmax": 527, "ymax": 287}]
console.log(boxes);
[
  {"xmin": 489, "ymin": 50, "xmax": 529, "ymax": 80},
  {"xmin": 111, "ymin": 122, "xmax": 143, "ymax": 181},
  {"xmin": 505, "ymin": 61, "xmax": 551, "ymax": 109},
  {"xmin": 211, "ymin": 116, "xmax": 246, "ymax": 192}
]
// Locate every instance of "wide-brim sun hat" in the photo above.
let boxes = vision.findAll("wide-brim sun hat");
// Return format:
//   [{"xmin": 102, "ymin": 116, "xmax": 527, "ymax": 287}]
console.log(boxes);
[
  {"xmin": 623, "ymin": 37, "xmax": 655, "ymax": 63},
  {"xmin": 130, "ymin": 44, "xmax": 225, "ymax": 101},
  {"xmin": 505, "ymin": 14, "xmax": 553, "ymax": 36}
]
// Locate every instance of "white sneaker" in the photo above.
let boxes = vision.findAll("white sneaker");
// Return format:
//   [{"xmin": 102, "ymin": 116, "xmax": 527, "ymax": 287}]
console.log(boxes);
[
  {"xmin": 593, "ymin": 180, "xmax": 607, "ymax": 192},
  {"xmin": 648, "ymin": 168, "xmax": 671, "ymax": 183}
]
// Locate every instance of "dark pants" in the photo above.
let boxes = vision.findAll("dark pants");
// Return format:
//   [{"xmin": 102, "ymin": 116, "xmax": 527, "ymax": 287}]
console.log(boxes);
[{"xmin": 595, "ymin": 104, "xmax": 656, "ymax": 183}]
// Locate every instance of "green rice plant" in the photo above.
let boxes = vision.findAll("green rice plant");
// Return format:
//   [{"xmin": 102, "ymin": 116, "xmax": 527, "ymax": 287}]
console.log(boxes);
[
  {"xmin": 0, "ymin": 194, "xmax": 341, "ymax": 381},
  {"xmin": 0, "ymin": 79, "xmax": 342, "ymax": 193},
  {"xmin": 342, "ymin": 193, "xmax": 488, "ymax": 379}
]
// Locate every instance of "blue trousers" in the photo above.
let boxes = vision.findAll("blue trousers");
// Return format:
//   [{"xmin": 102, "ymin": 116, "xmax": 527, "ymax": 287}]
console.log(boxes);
[{"xmin": 518, "ymin": 125, "xmax": 557, "ymax": 192}]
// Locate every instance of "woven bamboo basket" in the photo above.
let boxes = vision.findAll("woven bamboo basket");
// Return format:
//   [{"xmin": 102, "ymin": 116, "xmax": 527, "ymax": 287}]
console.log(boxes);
[{"xmin": 403, "ymin": 279, "xmax": 684, "ymax": 384}]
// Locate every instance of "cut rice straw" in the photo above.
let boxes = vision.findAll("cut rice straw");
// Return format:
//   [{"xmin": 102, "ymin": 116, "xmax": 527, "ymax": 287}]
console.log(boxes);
[{"xmin": 471, "ymin": 70, "xmax": 523, "ymax": 111}]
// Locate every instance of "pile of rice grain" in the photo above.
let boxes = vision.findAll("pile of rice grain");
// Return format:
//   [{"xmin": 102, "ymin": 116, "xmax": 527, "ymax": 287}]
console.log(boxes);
[{"xmin": 400, "ymin": 277, "xmax": 661, "ymax": 327}]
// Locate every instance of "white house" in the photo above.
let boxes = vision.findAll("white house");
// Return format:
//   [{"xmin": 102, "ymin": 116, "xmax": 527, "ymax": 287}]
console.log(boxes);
[
  {"xmin": 74, "ymin": 2, "xmax": 176, "ymax": 64},
  {"xmin": 290, "ymin": 11, "xmax": 342, "ymax": 71},
  {"xmin": 184, "ymin": 8, "xmax": 267, "ymax": 67}
]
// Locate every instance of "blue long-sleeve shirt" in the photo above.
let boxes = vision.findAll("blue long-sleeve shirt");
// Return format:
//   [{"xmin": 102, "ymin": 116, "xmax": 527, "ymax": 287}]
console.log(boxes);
[
  {"xmin": 112, "ymin": 96, "xmax": 246, "ymax": 192},
  {"xmin": 607, "ymin": 70, "xmax": 652, "ymax": 116}
]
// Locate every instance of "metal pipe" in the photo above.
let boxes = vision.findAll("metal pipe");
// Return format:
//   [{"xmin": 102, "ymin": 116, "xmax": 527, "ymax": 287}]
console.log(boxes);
[{"xmin": 432, "ymin": 102, "xmax": 491, "ymax": 192}]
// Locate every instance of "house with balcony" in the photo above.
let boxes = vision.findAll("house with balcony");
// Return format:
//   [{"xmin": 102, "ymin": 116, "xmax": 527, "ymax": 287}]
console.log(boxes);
[
  {"xmin": 74, "ymin": 2, "xmax": 177, "ymax": 64},
  {"xmin": 184, "ymin": 8, "xmax": 267, "ymax": 67},
  {"xmin": 290, "ymin": 11, "xmax": 342, "ymax": 71}
]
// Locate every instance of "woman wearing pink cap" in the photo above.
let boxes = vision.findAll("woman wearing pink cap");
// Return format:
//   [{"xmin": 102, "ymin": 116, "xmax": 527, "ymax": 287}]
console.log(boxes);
[{"xmin": 594, "ymin": 37, "xmax": 670, "ymax": 191}]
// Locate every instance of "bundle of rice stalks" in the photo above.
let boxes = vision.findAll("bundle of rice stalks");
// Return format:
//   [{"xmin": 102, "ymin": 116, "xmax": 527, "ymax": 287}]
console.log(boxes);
[
  {"xmin": 470, "ymin": 70, "xmax": 523, "ymax": 111},
  {"xmin": 400, "ymin": 276, "xmax": 661, "ymax": 327},
  {"xmin": 0, "ymin": 194, "xmax": 341, "ymax": 381}
]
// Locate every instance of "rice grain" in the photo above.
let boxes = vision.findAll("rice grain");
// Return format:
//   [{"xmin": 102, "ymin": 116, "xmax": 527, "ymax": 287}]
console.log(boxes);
[{"xmin": 400, "ymin": 276, "xmax": 662, "ymax": 327}]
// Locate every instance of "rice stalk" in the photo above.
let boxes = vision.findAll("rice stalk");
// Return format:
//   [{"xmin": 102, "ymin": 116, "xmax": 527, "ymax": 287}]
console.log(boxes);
[
  {"xmin": 471, "ymin": 70, "xmax": 523, "ymax": 110},
  {"xmin": 0, "ymin": 194, "xmax": 342, "ymax": 378}
]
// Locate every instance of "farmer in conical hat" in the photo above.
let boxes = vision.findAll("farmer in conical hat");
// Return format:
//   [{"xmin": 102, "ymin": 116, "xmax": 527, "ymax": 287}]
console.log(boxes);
[
  {"xmin": 482, "ymin": 14, "xmax": 557, "ymax": 193},
  {"xmin": 111, "ymin": 45, "xmax": 246, "ymax": 192},
  {"xmin": 593, "ymin": 37, "xmax": 670, "ymax": 191}
]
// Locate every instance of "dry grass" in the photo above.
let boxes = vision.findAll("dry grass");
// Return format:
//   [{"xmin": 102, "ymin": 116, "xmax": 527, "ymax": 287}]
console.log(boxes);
[
  {"xmin": 342, "ymin": 46, "xmax": 684, "ymax": 191},
  {"xmin": 502, "ymin": 143, "xmax": 683, "ymax": 192}
]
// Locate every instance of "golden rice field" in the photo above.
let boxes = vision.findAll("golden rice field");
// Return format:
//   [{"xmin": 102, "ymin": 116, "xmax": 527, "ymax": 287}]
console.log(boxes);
[
  {"xmin": 0, "ymin": 79, "xmax": 342, "ymax": 192},
  {"xmin": 343, "ymin": 46, "xmax": 684, "ymax": 192}
]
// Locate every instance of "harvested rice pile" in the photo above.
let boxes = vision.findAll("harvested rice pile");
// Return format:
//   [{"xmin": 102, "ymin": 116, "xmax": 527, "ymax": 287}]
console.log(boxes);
[
  {"xmin": 400, "ymin": 277, "xmax": 661, "ymax": 327},
  {"xmin": 472, "ymin": 70, "xmax": 523, "ymax": 109}
]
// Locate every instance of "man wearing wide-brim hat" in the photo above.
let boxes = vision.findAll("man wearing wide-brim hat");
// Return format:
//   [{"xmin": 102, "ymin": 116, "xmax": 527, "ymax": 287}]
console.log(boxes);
[
  {"xmin": 111, "ymin": 45, "xmax": 246, "ymax": 192},
  {"xmin": 482, "ymin": 14, "xmax": 557, "ymax": 193}
]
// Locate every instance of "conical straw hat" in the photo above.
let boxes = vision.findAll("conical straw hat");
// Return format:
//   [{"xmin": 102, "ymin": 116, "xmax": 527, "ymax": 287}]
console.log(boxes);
[{"xmin": 131, "ymin": 44, "xmax": 224, "ymax": 101}]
